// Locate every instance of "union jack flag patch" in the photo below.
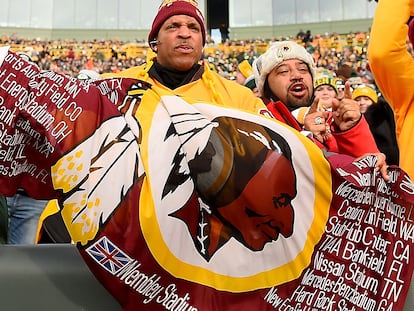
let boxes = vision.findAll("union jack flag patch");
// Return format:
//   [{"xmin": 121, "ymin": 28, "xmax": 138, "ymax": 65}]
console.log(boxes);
[{"xmin": 86, "ymin": 236, "xmax": 132, "ymax": 275}]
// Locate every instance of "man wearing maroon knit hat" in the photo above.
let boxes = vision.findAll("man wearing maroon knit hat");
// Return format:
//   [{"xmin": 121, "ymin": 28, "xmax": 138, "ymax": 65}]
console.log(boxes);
[
  {"xmin": 102, "ymin": 0, "xmax": 266, "ymax": 112},
  {"xmin": 146, "ymin": 0, "xmax": 205, "ymax": 73},
  {"xmin": 148, "ymin": 0, "xmax": 206, "ymax": 48}
]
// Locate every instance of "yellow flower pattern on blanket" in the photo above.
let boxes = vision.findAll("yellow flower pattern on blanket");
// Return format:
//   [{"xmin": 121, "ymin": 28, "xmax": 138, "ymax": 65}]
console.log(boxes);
[{"xmin": 51, "ymin": 115, "xmax": 141, "ymax": 245}]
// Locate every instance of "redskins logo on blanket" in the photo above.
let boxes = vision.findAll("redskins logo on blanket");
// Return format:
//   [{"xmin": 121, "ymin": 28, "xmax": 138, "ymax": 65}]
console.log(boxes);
[{"xmin": 138, "ymin": 90, "xmax": 332, "ymax": 291}]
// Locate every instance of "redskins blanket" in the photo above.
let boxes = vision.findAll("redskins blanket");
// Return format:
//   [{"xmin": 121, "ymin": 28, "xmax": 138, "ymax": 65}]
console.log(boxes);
[{"xmin": 0, "ymin": 48, "xmax": 413, "ymax": 310}]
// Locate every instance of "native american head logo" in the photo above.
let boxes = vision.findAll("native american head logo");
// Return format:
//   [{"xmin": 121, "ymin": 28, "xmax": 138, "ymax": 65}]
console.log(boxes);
[{"xmin": 163, "ymin": 114, "xmax": 297, "ymax": 261}]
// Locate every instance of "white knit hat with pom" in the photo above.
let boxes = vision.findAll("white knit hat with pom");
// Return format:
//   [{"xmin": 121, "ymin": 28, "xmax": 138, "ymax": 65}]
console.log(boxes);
[{"xmin": 253, "ymin": 41, "xmax": 316, "ymax": 97}]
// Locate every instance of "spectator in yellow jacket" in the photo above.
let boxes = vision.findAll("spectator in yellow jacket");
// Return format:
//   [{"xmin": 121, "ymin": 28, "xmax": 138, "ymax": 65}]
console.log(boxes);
[{"xmin": 368, "ymin": 0, "xmax": 414, "ymax": 179}]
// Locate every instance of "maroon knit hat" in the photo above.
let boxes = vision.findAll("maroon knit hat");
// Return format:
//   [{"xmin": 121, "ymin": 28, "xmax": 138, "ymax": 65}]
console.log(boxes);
[{"xmin": 148, "ymin": 0, "xmax": 206, "ymax": 46}]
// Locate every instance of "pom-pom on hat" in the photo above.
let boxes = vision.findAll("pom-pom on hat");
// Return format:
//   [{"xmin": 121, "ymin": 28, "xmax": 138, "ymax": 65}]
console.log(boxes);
[
  {"xmin": 253, "ymin": 41, "xmax": 316, "ymax": 97},
  {"xmin": 148, "ymin": 0, "xmax": 206, "ymax": 47},
  {"xmin": 352, "ymin": 85, "xmax": 378, "ymax": 104}
]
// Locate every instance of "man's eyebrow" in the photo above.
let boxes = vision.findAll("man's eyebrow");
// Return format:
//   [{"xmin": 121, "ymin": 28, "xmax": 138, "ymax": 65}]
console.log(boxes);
[
  {"xmin": 275, "ymin": 63, "xmax": 288, "ymax": 70},
  {"xmin": 166, "ymin": 20, "xmax": 200, "ymax": 29},
  {"xmin": 276, "ymin": 61, "xmax": 308, "ymax": 70},
  {"xmin": 188, "ymin": 21, "xmax": 200, "ymax": 27}
]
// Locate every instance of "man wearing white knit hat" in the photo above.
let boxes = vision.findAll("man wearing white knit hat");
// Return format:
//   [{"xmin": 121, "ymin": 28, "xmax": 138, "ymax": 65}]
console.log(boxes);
[{"xmin": 253, "ymin": 40, "xmax": 382, "ymax": 159}]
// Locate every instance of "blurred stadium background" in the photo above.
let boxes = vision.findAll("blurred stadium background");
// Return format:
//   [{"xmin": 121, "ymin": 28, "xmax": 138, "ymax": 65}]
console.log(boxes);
[{"xmin": 0, "ymin": 0, "xmax": 377, "ymax": 42}]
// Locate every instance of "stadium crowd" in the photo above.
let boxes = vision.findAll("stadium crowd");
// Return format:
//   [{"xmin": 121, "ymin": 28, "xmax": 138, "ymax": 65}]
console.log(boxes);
[{"xmin": 3, "ymin": 29, "xmax": 411, "ymax": 80}]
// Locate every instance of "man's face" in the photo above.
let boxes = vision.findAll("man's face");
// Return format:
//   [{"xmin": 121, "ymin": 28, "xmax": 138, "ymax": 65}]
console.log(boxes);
[
  {"xmin": 314, "ymin": 85, "xmax": 337, "ymax": 110},
  {"xmin": 267, "ymin": 59, "xmax": 313, "ymax": 109},
  {"xmin": 217, "ymin": 152, "xmax": 296, "ymax": 251},
  {"xmin": 155, "ymin": 14, "xmax": 204, "ymax": 71}
]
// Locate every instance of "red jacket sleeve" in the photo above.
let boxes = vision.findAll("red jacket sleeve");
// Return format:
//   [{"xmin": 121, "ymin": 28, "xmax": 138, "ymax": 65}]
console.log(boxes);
[{"xmin": 332, "ymin": 116, "xmax": 379, "ymax": 157}]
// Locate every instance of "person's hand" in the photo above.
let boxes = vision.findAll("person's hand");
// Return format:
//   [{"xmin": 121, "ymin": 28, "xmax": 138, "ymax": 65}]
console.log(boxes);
[
  {"xmin": 354, "ymin": 152, "xmax": 390, "ymax": 182},
  {"xmin": 303, "ymin": 95, "xmax": 330, "ymax": 143},
  {"xmin": 331, "ymin": 81, "xmax": 361, "ymax": 131}
]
